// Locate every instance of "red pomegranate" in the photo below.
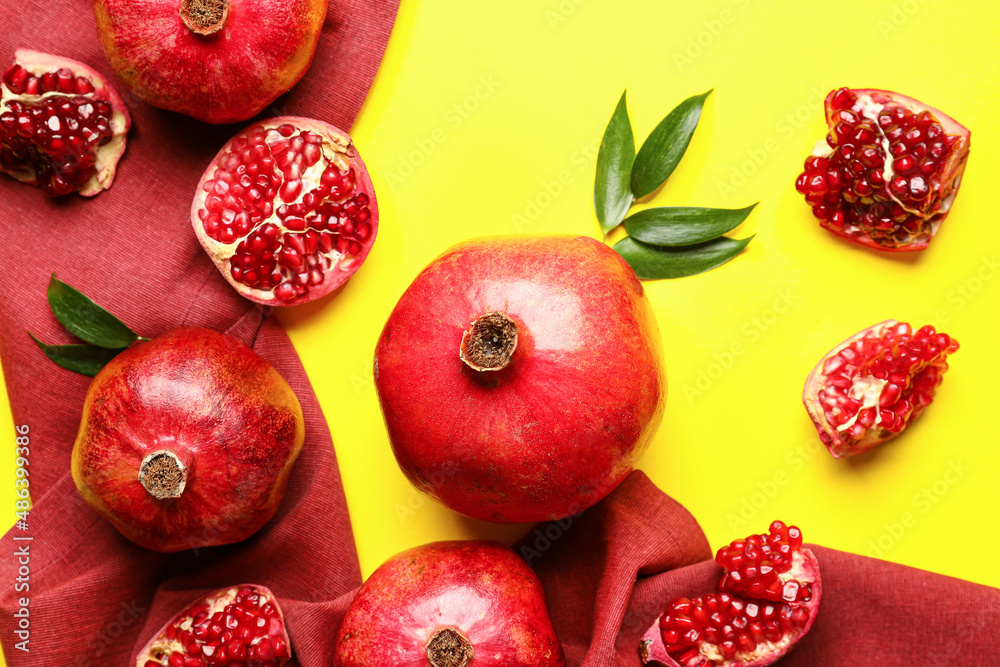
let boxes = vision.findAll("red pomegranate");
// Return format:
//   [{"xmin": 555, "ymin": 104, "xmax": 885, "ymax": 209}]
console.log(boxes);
[
  {"xmin": 136, "ymin": 584, "xmax": 291, "ymax": 667},
  {"xmin": 192, "ymin": 117, "xmax": 378, "ymax": 306},
  {"xmin": 93, "ymin": 0, "xmax": 327, "ymax": 124},
  {"xmin": 803, "ymin": 320, "xmax": 958, "ymax": 458},
  {"xmin": 335, "ymin": 541, "xmax": 565, "ymax": 667},
  {"xmin": 71, "ymin": 327, "xmax": 305, "ymax": 552},
  {"xmin": 641, "ymin": 521, "xmax": 821, "ymax": 667},
  {"xmin": 795, "ymin": 87, "xmax": 970, "ymax": 251},
  {"xmin": 1, "ymin": 48, "xmax": 130, "ymax": 196},
  {"xmin": 373, "ymin": 235, "xmax": 665, "ymax": 523}
]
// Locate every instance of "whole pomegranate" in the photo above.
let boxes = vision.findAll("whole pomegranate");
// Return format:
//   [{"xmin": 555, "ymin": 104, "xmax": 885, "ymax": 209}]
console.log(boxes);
[
  {"xmin": 72, "ymin": 327, "xmax": 305, "ymax": 552},
  {"xmin": 192, "ymin": 117, "xmax": 378, "ymax": 306},
  {"xmin": 335, "ymin": 541, "xmax": 565, "ymax": 667},
  {"xmin": 795, "ymin": 87, "xmax": 970, "ymax": 251},
  {"xmin": 92, "ymin": 0, "xmax": 327, "ymax": 124},
  {"xmin": 1, "ymin": 48, "xmax": 130, "ymax": 196},
  {"xmin": 373, "ymin": 235, "xmax": 665, "ymax": 523},
  {"xmin": 803, "ymin": 320, "xmax": 958, "ymax": 458},
  {"xmin": 641, "ymin": 521, "xmax": 821, "ymax": 667},
  {"xmin": 135, "ymin": 584, "xmax": 291, "ymax": 666}
]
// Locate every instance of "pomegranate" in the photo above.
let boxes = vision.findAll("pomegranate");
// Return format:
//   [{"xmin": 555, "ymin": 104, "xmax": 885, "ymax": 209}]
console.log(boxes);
[
  {"xmin": 373, "ymin": 235, "xmax": 665, "ymax": 523},
  {"xmin": 640, "ymin": 521, "xmax": 821, "ymax": 667},
  {"xmin": 803, "ymin": 320, "xmax": 958, "ymax": 458},
  {"xmin": 192, "ymin": 117, "xmax": 378, "ymax": 306},
  {"xmin": 72, "ymin": 327, "xmax": 305, "ymax": 552},
  {"xmin": 93, "ymin": 0, "xmax": 327, "ymax": 124},
  {"xmin": 1, "ymin": 48, "xmax": 130, "ymax": 196},
  {"xmin": 135, "ymin": 584, "xmax": 291, "ymax": 666},
  {"xmin": 335, "ymin": 540, "xmax": 565, "ymax": 667},
  {"xmin": 795, "ymin": 87, "xmax": 970, "ymax": 251}
]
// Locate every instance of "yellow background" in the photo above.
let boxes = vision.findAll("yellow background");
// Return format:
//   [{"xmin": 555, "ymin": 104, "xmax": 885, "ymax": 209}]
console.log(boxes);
[{"xmin": 1, "ymin": 2, "xmax": 998, "ymax": 658}]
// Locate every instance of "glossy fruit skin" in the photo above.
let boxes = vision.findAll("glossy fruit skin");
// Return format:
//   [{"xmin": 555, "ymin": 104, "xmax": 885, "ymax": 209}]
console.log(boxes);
[
  {"xmin": 374, "ymin": 235, "xmax": 665, "ymax": 523},
  {"xmin": 93, "ymin": 0, "xmax": 327, "ymax": 124},
  {"xmin": 71, "ymin": 327, "xmax": 305, "ymax": 552},
  {"xmin": 335, "ymin": 541, "xmax": 565, "ymax": 667}
]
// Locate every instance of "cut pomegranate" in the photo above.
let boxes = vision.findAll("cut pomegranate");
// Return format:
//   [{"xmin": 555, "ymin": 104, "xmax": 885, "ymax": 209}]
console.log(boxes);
[
  {"xmin": 795, "ymin": 87, "xmax": 969, "ymax": 251},
  {"xmin": 0, "ymin": 49, "xmax": 130, "ymax": 196},
  {"xmin": 640, "ymin": 522, "xmax": 821, "ymax": 667},
  {"xmin": 135, "ymin": 584, "xmax": 291, "ymax": 667},
  {"xmin": 803, "ymin": 320, "xmax": 958, "ymax": 458},
  {"xmin": 192, "ymin": 117, "xmax": 378, "ymax": 306}
]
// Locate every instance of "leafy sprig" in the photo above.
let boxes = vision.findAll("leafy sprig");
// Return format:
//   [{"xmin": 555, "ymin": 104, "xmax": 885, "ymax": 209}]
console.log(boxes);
[
  {"xmin": 30, "ymin": 275, "xmax": 146, "ymax": 376},
  {"xmin": 594, "ymin": 90, "xmax": 756, "ymax": 279}
]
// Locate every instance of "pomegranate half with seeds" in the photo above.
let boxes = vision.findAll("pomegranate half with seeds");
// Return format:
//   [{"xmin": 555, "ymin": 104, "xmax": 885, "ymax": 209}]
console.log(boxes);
[
  {"xmin": 192, "ymin": 117, "xmax": 378, "ymax": 306},
  {"xmin": 335, "ymin": 541, "xmax": 565, "ymax": 667},
  {"xmin": 135, "ymin": 584, "xmax": 291, "ymax": 667},
  {"xmin": 72, "ymin": 327, "xmax": 305, "ymax": 552},
  {"xmin": 795, "ymin": 87, "xmax": 970, "ymax": 251},
  {"xmin": 0, "ymin": 49, "xmax": 130, "ymax": 196},
  {"xmin": 803, "ymin": 320, "xmax": 959, "ymax": 458},
  {"xmin": 641, "ymin": 521, "xmax": 821, "ymax": 667},
  {"xmin": 94, "ymin": 0, "xmax": 327, "ymax": 124}
]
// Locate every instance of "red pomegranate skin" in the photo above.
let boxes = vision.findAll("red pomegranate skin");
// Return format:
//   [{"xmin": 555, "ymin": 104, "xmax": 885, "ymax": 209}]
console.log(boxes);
[
  {"xmin": 374, "ymin": 235, "xmax": 665, "ymax": 523},
  {"xmin": 71, "ymin": 327, "xmax": 305, "ymax": 552},
  {"xmin": 93, "ymin": 0, "xmax": 327, "ymax": 124},
  {"xmin": 335, "ymin": 541, "xmax": 565, "ymax": 667}
]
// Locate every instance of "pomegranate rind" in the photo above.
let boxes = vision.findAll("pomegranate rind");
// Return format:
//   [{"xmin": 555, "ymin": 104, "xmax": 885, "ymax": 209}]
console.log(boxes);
[
  {"xmin": 191, "ymin": 116, "xmax": 378, "ymax": 306},
  {"xmin": 2, "ymin": 48, "xmax": 130, "ymax": 196},
  {"xmin": 133, "ymin": 584, "xmax": 291, "ymax": 667},
  {"xmin": 641, "ymin": 548, "xmax": 822, "ymax": 667},
  {"xmin": 806, "ymin": 87, "xmax": 970, "ymax": 252}
]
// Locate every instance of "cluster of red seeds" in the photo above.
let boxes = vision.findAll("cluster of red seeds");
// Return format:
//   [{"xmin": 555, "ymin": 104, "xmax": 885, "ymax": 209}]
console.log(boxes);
[
  {"xmin": 197, "ymin": 124, "xmax": 373, "ymax": 301},
  {"xmin": 795, "ymin": 87, "xmax": 959, "ymax": 248},
  {"xmin": 658, "ymin": 592, "xmax": 810, "ymax": 667},
  {"xmin": 142, "ymin": 587, "xmax": 289, "ymax": 667},
  {"xmin": 0, "ymin": 64, "xmax": 114, "ymax": 195},
  {"xmin": 716, "ymin": 521, "xmax": 811, "ymax": 604},
  {"xmin": 817, "ymin": 323, "xmax": 958, "ymax": 441}
]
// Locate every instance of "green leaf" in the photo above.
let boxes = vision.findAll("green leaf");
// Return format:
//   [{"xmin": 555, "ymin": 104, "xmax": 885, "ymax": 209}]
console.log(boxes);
[
  {"xmin": 594, "ymin": 90, "xmax": 636, "ymax": 234},
  {"xmin": 630, "ymin": 90, "xmax": 712, "ymax": 199},
  {"xmin": 624, "ymin": 203, "xmax": 757, "ymax": 246},
  {"xmin": 29, "ymin": 334, "xmax": 124, "ymax": 377},
  {"xmin": 613, "ymin": 235, "xmax": 753, "ymax": 279},
  {"xmin": 47, "ymin": 274, "xmax": 141, "ymax": 348}
]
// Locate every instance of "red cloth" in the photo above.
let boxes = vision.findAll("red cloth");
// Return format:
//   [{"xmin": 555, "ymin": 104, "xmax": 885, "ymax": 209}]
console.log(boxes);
[{"xmin": 3, "ymin": 3, "xmax": 999, "ymax": 667}]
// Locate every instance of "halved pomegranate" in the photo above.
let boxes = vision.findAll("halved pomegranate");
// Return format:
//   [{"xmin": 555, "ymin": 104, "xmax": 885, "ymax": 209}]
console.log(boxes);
[
  {"xmin": 640, "ymin": 522, "xmax": 821, "ymax": 667},
  {"xmin": 135, "ymin": 584, "xmax": 291, "ymax": 667},
  {"xmin": 192, "ymin": 117, "xmax": 378, "ymax": 306},
  {"xmin": 803, "ymin": 320, "xmax": 958, "ymax": 458},
  {"xmin": 795, "ymin": 87, "xmax": 970, "ymax": 251},
  {"xmin": 0, "ymin": 48, "xmax": 130, "ymax": 196}
]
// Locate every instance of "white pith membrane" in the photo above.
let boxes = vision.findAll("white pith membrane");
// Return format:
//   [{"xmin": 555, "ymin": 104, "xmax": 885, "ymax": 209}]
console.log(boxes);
[
  {"xmin": 0, "ymin": 50, "xmax": 127, "ymax": 195},
  {"xmin": 195, "ymin": 124, "xmax": 370, "ymax": 304},
  {"xmin": 139, "ymin": 585, "xmax": 287, "ymax": 667}
]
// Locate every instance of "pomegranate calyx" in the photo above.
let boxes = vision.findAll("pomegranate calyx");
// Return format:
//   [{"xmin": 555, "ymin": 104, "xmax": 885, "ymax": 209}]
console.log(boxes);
[
  {"xmin": 180, "ymin": 0, "xmax": 229, "ymax": 36},
  {"xmin": 138, "ymin": 450, "xmax": 188, "ymax": 500},
  {"xmin": 459, "ymin": 312, "xmax": 518, "ymax": 372},
  {"xmin": 426, "ymin": 627, "xmax": 474, "ymax": 667}
]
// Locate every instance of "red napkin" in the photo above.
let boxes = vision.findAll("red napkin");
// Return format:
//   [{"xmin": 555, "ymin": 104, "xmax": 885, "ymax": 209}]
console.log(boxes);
[
  {"xmin": 0, "ymin": 1, "xmax": 398, "ymax": 664},
  {"xmin": 3, "ymin": 3, "xmax": 1000, "ymax": 667}
]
